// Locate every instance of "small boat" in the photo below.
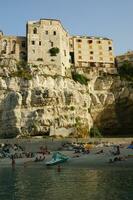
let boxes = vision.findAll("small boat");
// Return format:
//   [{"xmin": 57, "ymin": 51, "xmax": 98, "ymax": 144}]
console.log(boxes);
[
  {"xmin": 127, "ymin": 145, "xmax": 133, "ymax": 149},
  {"xmin": 45, "ymin": 152, "xmax": 69, "ymax": 166}
]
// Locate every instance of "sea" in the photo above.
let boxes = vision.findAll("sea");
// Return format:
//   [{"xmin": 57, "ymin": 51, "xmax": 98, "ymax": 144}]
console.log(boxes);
[{"xmin": 0, "ymin": 166, "xmax": 132, "ymax": 200}]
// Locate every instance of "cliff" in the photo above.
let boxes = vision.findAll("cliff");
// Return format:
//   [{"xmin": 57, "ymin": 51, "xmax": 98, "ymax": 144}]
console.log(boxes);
[{"xmin": 0, "ymin": 60, "xmax": 133, "ymax": 138}]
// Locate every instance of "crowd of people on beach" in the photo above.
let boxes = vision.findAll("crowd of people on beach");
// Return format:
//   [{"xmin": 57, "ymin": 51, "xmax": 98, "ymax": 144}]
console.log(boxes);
[
  {"xmin": 0, "ymin": 143, "xmax": 34, "ymax": 159},
  {"xmin": 0, "ymin": 140, "xmax": 133, "ymax": 167}
]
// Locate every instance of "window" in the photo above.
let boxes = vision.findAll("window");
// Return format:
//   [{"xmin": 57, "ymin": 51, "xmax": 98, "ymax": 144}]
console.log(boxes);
[
  {"xmin": 32, "ymin": 49, "xmax": 35, "ymax": 53},
  {"xmin": 21, "ymin": 41, "xmax": 26, "ymax": 48},
  {"xmin": 51, "ymin": 42, "xmax": 54, "ymax": 47},
  {"xmin": 53, "ymin": 31, "xmax": 56, "ymax": 35},
  {"xmin": 76, "ymin": 39, "xmax": 82, "ymax": 42},
  {"xmin": 78, "ymin": 50, "xmax": 81, "ymax": 54},
  {"xmin": 45, "ymin": 30, "xmax": 48, "ymax": 35},
  {"xmin": 108, "ymin": 41, "xmax": 111, "ymax": 45},
  {"xmin": 39, "ymin": 41, "xmax": 41, "ymax": 46},
  {"xmin": 64, "ymin": 50, "xmax": 66, "ymax": 56},
  {"xmin": 99, "ymin": 57, "xmax": 103, "ymax": 61},
  {"xmin": 90, "ymin": 56, "xmax": 93, "ymax": 60},
  {"xmin": 90, "ymin": 62, "xmax": 95, "ymax": 67},
  {"xmin": 70, "ymin": 52, "xmax": 74, "ymax": 64},
  {"xmin": 97, "ymin": 40, "xmax": 101, "ymax": 44},
  {"xmin": 32, "ymin": 41, "xmax": 35, "ymax": 45},
  {"xmin": 2, "ymin": 40, "xmax": 7, "ymax": 52},
  {"xmin": 90, "ymin": 51, "xmax": 93, "ymax": 54},
  {"xmin": 33, "ymin": 28, "xmax": 37, "ymax": 34},
  {"xmin": 78, "ymin": 44, "xmax": 81, "ymax": 48},
  {"xmin": 88, "ymin": 40, "xmax": 93, "ymax": 44},
  {"xmin": 109, "ymin": 46, "xmax": 112, "ymax": 51},
  {"xmin": 78, "ymin": 56, "xmax": 82, "ymax": 59},
  {"xmin": 12, "ymin": 40, "xmax": 16, "ymax": 54},
  {"xmin": 110, "ymin": 57, "xmax": 113, "ymax": 61}
]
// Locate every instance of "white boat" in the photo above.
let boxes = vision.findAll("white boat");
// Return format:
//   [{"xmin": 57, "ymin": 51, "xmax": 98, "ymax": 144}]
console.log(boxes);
[{"xmin": 45, "ymin": 152, "xmax": 69, "ymax": 166}]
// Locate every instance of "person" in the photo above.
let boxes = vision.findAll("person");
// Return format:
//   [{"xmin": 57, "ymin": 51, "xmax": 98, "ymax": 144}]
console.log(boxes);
[
  {"xmin": 11, "ymin": 155, "xmax": 15, "ymax": 168},
  {"xmin": 57, "ymin": 165, "xmax": 61, "ymax": 172},
  {"xmin": 110, "ymin": 145, "xmax": 120, "ymax": 156},
  {"xmin": 116, "ymin": 145, "xmax": 120, "ymax": 155}
]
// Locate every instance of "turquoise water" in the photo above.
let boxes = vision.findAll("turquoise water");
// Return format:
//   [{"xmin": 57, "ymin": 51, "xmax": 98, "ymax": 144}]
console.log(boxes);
[{"xmin": 0, "ymin": 166, "xmax": 133, "ymax": 200}]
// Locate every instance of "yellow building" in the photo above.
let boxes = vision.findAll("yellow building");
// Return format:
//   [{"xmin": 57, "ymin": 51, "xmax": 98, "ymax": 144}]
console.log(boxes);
[{"xmin": 69, "ymin": 36, "xmax": 114, "ymax": 68}]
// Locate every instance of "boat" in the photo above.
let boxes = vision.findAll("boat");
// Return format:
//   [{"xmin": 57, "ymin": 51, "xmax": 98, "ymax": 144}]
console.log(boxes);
[
  {"xmin": 45, "ymin": 152, "xmax": 69, "ymax": 166},
  {"xmin": 127, "ymin": 145, "xmax": 133, "ymax": 149}
]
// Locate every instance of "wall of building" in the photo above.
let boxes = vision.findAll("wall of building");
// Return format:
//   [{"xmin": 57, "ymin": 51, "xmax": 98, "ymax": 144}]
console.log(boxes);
[
  {"xmin": 27, "ymin": 19, "xmax": 70, "ymax": 76},
  {"xmin": 70, "ymin": 36, "xmax": 114, "ymax": 68},
  {"xmin": 0, "ymin": 31, "xmax": 26, "ymax": 61}
]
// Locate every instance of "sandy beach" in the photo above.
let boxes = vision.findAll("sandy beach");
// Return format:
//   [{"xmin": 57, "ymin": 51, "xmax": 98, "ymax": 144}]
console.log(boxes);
[{"xmin": 0, "ymin": 140, "xmax": 133, "ymax": 169}]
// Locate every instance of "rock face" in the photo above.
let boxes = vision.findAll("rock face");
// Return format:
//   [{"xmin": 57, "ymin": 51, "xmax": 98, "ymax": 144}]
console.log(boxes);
[{"xmin": 0, "ymin": 63, "xmax": 133, "ymax": 138}]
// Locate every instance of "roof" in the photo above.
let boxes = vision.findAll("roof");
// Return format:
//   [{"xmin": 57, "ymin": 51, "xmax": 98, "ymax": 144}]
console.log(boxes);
[
  {"xmin": 27, "ymin": 18, "xmax": 69, "ymax": 34},
  {"xmin": 71, "ymin": 35, "xmax": 112, "ymax": 41}
]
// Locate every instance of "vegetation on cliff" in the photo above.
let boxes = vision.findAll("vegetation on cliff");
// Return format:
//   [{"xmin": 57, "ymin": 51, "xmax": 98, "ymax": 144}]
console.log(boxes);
[
  {"xmin": 11, "ymin": 61, "xmax": 32, "ymax": 80},
  {"xmin": 89, "ymin": 126, "xmax": 102, "ymax": 138},
  {"xmin": 72, "ymin": 72, "xmax": 89, "ymax": 85},
  {"xmin": 118, "ymin": 61, "xmax": 133, "ymax": 81}
]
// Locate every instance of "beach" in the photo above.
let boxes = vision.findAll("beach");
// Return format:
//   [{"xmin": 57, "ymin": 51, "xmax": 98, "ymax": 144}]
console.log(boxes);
[{"xmin": 0, "ymin": 139, "xmax": 133, "ymax": 169}]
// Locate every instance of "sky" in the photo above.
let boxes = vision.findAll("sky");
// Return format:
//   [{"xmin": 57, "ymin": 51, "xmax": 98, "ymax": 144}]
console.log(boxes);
[{"xmin": 0, "ymin": 0, "xmax": 133, "ymax": 55}]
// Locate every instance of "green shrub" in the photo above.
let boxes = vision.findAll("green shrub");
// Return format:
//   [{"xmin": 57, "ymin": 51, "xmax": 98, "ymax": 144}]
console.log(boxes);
[
  {"xmin": 89, "ymin": 126, "xmax": 102, "ymax": 138},
  {"xmin": 72, "ymin": 72, "xmax": 89, "ymax": 85},
  {"xmin": 118, "ymin": 61, "xmax": 133, "ymax": 81},
  {"xmin": 37, "ymin": 58, "xmax": 43, "ymax": 61},
  {"xmin": 12, "ymin": 70, "xmax": 32, "ymax": 80},
  {"xmin": 17, "ymin": 61, "xmax": 27, "ymax": 68},
  {"xmin": 49, "ymin": 47, "xmax": 60, "ymax": 56},
  {"xmin": 70, "ymin": 106, "xmax": 75, "ymax": 111}
]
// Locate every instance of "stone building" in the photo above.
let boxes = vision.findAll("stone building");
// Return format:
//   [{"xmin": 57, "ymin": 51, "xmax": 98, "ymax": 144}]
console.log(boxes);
[
  {"xmin": 0, "ymin": 31, "xmax": 26, "ymax": 61},
  {"xmin": 116, "ymin": 51, "xmax": 133, "ymax": 67},
  {"xmin": 27, "ymin": 19, "xmax": 70, "ymax": 75},
  {"xmin": 69, "ymin": 36, "xmax": 114, "ymax": 68},
  {"xmin": 0, "ymin": 18, "xmax": 115, "ymax": 71}
]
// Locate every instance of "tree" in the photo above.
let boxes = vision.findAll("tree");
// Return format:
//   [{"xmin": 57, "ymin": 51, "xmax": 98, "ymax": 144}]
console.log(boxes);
[
  {"xmin": 89, "ymin": 126, "xmax": 102, "ymax": 138},
  {"xmin": 49, "ymin": 47, "xmax": 60, "ymax": 56},
  {"xmin": 118, "ymin": 61, "xmax": 133, "ymax": 81}
]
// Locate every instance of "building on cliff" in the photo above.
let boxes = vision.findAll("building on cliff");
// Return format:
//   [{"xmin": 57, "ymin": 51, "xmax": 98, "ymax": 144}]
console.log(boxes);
[
  {"xmin": 0, "ymin": 30, "xmax": 26, "ymax": 61},
  {"xmin": 69, "ymin": 36, "xmax": 114, "ymax": 68},
  {"xmin": 0, "ymin": 19, "xmax": 115, "ymax": 71},
  {"xmin": 27, "ymin": 19, "xmax": 70, "ymax": 75}
]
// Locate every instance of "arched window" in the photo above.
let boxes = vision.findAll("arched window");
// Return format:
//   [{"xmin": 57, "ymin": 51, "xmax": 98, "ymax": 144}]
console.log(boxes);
[
  {"xmin": 12, "ymin": 40, "xmax": 16, "ymax": 54},
  {"xmin": 2, "ymin": 40, "xmax": 7, "ymax": 53},
  {"xmin": 33, "ymin": 28, "xmax": 37, "ymax": 34}
]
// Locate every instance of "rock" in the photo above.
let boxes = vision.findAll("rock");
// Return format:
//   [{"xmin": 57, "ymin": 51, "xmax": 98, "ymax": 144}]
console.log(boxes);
[{"xmin": 0, "ymin": 64, "xmax": 133, "ymax": 137}]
